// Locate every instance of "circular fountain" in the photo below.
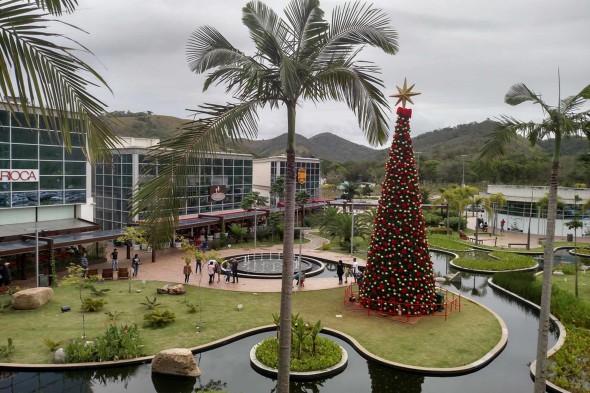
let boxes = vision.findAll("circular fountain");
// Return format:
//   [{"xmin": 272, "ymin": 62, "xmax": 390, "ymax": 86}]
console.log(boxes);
[{"xmin": 233, "ymin": 253, "xmax": 326, "ymax": 279}]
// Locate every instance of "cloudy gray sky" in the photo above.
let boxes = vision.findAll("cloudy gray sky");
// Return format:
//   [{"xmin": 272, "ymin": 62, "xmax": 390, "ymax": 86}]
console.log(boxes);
[{"xmin": 62, "ymin": 0, "xmax": 589, "ymax": 147}]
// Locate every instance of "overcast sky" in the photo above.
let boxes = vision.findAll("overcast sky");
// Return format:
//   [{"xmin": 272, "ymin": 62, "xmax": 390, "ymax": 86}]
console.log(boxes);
[{"xmin": 61, "ymin": 0, "xmax": 589, "ymax": 148}]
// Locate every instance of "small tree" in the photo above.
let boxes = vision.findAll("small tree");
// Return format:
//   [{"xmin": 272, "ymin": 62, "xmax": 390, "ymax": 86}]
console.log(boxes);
[
  {"xmin": 565, "ymin": 195, "xmax": 583, "ymax": 298},
  {"xmin": 229, "ymin": 223, "xmax": 248, "ymax": 245},
  {"xmin": 117, "ymin": 226, "xmax": 148, "ymax": 245},
  {"xmin": 60, "ymin": 264, "xmax": 99, "ymax": 338},
  {"xmin": 270, "ymin": 177, "xmax": 286, "ymax": 208}
]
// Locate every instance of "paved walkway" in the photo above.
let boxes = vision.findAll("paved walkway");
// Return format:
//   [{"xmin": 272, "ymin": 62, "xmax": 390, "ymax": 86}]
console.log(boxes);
[{"xmin": 13, "ymin": 219, "xmax": 589, "ymax": 291}]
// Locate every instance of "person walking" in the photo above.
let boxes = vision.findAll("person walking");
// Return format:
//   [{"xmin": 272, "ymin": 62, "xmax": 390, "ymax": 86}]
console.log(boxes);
[
  {"xmin": 207, "ymin": 260, "xmax": 216, "ymax": 284},
  {"xmin": 110, "ymin": 248, "xmax": 119, "ymax": 271},
  {"xmin": 352, "ymin": 257, "xmax": 358, "ymax": 281},
  {"xmin": 500, "ymin": 218, "xmax": 505, "ymax": 232},
  {"xmin": 183, "ymin": 261, "xmax": 192, "ymax": 284},
  {"xmin": 215, "ymin": 260, "xmax": 221, "ymax": 283},
  {"xmin": 195, "ymin": 258, "xmax": 202, "ymax": 274},
  {"xmin": 336, "ymin": 260, "xmax": 344, "ymax": 285},
  {"xmin": 80, "ymin": 253, "xmax": 89, "ymax": 278},
  {"xmin": 132, "ymin": 254, "xmax": 140, "ymax": 277},
  {"xmin": 223, "ymin": 260, "xmax": 231, "ymax": 283},
  {"xmin": 231, "ymin": 257, "xmax": 239, "ymax": 283},
  {"xmin": 344, "ymin": 265, "xmax": 350, "ymax": 284},
  {"xmin": 0, "ymin": 262, "xmax": 12, "ymax": 286}
]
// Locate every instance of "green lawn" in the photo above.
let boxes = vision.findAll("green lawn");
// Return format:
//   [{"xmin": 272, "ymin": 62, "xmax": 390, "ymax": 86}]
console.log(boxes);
[
  {"xmin": 0, "ymin": 280, "xmax": 501, "ymax": 369},
  {"xmin": 551, "ymin": 271, "xmax": 590, "ymax": 302}
]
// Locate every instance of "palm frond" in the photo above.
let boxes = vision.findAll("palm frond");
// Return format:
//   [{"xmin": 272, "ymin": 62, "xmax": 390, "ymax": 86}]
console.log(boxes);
[
  {"xmin": 312, "ymin": 60, "xmax": 390, "ymax": 146},
  {"xmin": 284, "ymin": 0, "xmax": 327, "ymax": 60},
  {"xmin": 242, "ymin": 0, "xmax": 290, "ymax": 64},
  {"xmin": 131, "ymin": 101, "xmax": 262, "ymax": 240},
  {"xmin": 0, "ymin": 1, "xmax": 118, "ymax": 162},
  {"xmin": 474, "ymin": 117, "xmax": 520, "ymax": 169},
  {"xmin": 559, "ymin": 84, "xmax": 590, "ymax": 114},
  {"xmin": 34, "ymin": 0, "xmax": 77, "ymax": 16},
  {"xmin": 321, "ymin": 1, "xmax": 398, "ymax": 60},
  {"xmin": 504, "ymin": 83, "xmax": 552, "ymax": 113},
  {"xmin": 186, "ymin": 26, "xmax": 248, "ymax": 74}
]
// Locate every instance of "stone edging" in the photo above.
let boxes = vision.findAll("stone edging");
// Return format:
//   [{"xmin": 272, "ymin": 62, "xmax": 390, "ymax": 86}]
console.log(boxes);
[
  {"xmin": 487, "ymin": 278, "xmax": 569, "ymax": 393},
  {"xmin": 431, "ymin": 246, "xmax": 539, "ymax": 274},
  {"xmin": 249, "ymin": 339, "xmax": 349, "ymax": 380}
]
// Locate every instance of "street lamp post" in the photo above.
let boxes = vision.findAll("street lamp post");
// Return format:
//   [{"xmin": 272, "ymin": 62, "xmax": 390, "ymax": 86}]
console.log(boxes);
[
  {"xmin": 26, "ymin": 227, "xmax": 46, "ymax": 287},
  {"xmin": 253, "ymin": 205, "xmax": 258, "ymax": 249},
  {"xmin": 350, "ymin": 200, "xmax": 355, "ymax": 256},
  {"xmin": 415, "ymin": 151, "xmax": 422, "ymax": 181},
  {"xmin": 461, "ymin": 154, "xmax": 467, "ymax": 187},
  {"xmin": 295, "ymin": 226, "xmax": 311, "ymax": 290}
]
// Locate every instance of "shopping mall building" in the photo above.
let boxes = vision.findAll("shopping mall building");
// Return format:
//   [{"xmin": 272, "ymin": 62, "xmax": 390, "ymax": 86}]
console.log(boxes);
[{"xmin": 0, "ymin": 104, "xmax": 321, "ymax": 282}]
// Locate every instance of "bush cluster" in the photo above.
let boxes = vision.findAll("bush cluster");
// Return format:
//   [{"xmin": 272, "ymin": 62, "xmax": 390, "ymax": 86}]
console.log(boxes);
[
  {"xmin": 255, "ymin": 336, "xmax": 341, "ymax": 372},
  {"xmin": 64, "ymin": 324, "xmax": 144, "ymax": 363}
]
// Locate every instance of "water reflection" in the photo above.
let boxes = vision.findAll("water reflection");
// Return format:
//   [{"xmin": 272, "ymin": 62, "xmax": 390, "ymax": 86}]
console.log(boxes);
[
  {"xmin": 0, "ymin": 251, "xmax": 561, "ymax": 393},
  {"xmin": 368, "ymin": 362, "xmax": 423, "ymax": 393}
]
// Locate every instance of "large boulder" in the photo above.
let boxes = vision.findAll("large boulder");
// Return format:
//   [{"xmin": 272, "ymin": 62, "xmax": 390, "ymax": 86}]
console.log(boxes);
[
  {"xmin": 12, "ymin": 287, "xmax": 54, "ymax": 310},
  {"xmin": 167, "ymin": 284, "xmax": 185, "ymax": 295},
  {"xmin": 152, "ymin": 348, "xmax": 201, "ymax": 377}
]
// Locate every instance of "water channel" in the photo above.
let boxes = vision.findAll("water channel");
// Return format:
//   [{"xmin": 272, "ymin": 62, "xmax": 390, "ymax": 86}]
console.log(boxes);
[{"xmin": 0, "ymin": 251, "xmax": 575, "ymax": 393}]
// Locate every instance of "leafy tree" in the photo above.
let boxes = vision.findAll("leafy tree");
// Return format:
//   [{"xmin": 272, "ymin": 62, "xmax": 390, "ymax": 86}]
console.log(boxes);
[
  {"xmin": 228, "ymin": 223, "xmax": 248, "ymax": 245},
  {"xmin": 131, "ymin": 1, "xmax": 398, "ymax": 389},
  {"xmin": 270, "ymin": 177, "xmax": 286, "ymax": 207},
  {"xmin": 486, "ymin": 192, "xmax": 507, "ymax": 235},
  {"xmin": 0, "ymin": 0, "xmax": 118, "ymax": 162},
  {"xmin": 438, "ymin": 186, "xmax": 477, "ymax": 231},
  {"xmin": 477, "ymin": 80, "xmax": 590, "ymax": 393},
  {"xmin": 240, "ymin": 191, "xmax": 268, "ymax": 210}
]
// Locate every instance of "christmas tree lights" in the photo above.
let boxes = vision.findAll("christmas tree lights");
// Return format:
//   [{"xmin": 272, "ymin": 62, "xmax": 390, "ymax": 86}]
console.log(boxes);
[{"xmin": 358, "ymin": 103, "xmax": 436, "ymax": 315}]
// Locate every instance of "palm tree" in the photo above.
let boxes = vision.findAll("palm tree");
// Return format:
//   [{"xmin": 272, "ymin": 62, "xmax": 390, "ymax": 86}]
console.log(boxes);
[
  {"xmin": 131, "ymin": 1, "xmax": 398, "ymax": 389},
  {"xmin": 477, "ymin": 81, "xmax": 590, "ymax": 393},
  {"xmin": 0, "ymin": 0, "xmax": 118, "ymax": 162},
  {"xmin": 486, "ymin": 192, "xmax": 506, "ymax": 235}
]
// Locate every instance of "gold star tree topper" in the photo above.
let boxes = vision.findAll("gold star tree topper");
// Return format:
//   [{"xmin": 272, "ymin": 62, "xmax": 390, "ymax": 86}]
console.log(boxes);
[{"xmin": 390, "ymin": 78, "xmax": 421, "ymax": 108}]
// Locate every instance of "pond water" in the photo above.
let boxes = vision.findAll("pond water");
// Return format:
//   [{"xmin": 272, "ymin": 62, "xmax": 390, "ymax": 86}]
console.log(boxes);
[{"xmin": 0, "ymin": 252, "xmax": 568, "ymax": 393}]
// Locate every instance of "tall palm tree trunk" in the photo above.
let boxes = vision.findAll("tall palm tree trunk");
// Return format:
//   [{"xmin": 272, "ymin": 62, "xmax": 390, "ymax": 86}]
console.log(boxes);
[
  {"xmin": 277, "ymin": 104, "xmax": 297, "ymax": 392},
  {"xmin": 534, "ymin": 159, "xmax": 559, "ymax": 392}
]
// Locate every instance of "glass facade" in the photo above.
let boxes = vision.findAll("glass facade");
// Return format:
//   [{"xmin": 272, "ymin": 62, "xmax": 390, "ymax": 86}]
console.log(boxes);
[
  {"xmin": 94, "ymin": 151, "xmax": 253, "ymax": 230},
  {"xmin": 0, "ymin": 109, "xmax": 87, "ymax": 208},
  {"xmin": 270, "ymin": 159, "xmax": 321, "ymax": 206}
]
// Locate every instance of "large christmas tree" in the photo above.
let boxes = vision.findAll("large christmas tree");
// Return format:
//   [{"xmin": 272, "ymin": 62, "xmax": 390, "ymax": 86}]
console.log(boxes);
[{"xmin": 359, "ymin": 80, "xmax": 436, "ymax": 315}]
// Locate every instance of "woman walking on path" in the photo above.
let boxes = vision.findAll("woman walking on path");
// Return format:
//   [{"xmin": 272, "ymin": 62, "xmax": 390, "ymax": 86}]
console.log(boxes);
[
  {"xmin": 223, "ymin": 260, "xmax": 231, "ymax": 283},
  {"xmin": 195, "ymin": 258, "xmax": 202, "ymax": 274},
  {"xmin": 132, "ymin": 254, "xmax": 140, "ymax": 277},
  {"xmin": 215, "ymin": 260, "xmax": 221, "ymax": 283},
  {"xmin": 183, "ymin": 261, "xmax": 192, "ymax": 284},
  {"xmin": 336, "ymin": 260, "xmax": 344, "ymax": 285},
  {"xmin": 344, "ymin": 266, "xmax": 350, "ymax": 284},
  {"xmin": 207, "ymin": 260, "xmax": 216, "ymax": 284},
  {"xmin": 231, "ymin": 257, "xmax": 239, "ymax": 283}
]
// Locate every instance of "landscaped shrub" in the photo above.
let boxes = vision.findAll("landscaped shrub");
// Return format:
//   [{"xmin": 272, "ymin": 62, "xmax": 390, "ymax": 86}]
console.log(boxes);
[
  {"xmin": 140, "ymin": 296, "xmax": 161, "ymax": 309},
  {"xmin": 144, "ymin": 308, "xmax": 175, "ymax": 328},
  {"xmin": 422, "ymin": 211, "xmax": 443, "ymax": 227},
  {"xmin": 548, "ymin": 325, "xmax": 590, "ymax": 393},
  {"xmin": 427, "ymin": 226, "xmax": 451, "ymax": 235},
  {"xmin": 64, "ymin": 324, "xmax": 144, "ymax": 363},
  {"xmin": 256, "ymin": 336, "xmax": 341, "ymax": 372},
  {"xmin": 43, "ymin": 338, "xmax": 63, "ymax": 352},
  {"xmin": 81, "ymin": 298, "xmax": 107, "ymax": 312},
  {"xmin": 441, "ymin": 217, "xmax": 467, "ymax": 231},
  {"xmin": 0, "ymin": 338, "xmax": 14, "ymax": 358}
]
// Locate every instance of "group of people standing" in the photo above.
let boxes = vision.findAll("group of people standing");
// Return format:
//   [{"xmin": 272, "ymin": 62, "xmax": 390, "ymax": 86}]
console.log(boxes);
[
  {"xmin": 336, "ymin": 257, "xmax": 361, "ymax": 285},
  {"xmin": 183, "ymin": 257, "xmax": 239, "ymax": 285}
]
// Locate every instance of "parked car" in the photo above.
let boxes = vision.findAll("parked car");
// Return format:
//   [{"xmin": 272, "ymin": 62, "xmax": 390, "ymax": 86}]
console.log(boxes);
[
  {"xmin": 11, "ymin": 195, "xmax": 29, "ymax": 206},
  {"xmin": 466, "ymin": 204, "xmax": 484, "ymax": 212}
]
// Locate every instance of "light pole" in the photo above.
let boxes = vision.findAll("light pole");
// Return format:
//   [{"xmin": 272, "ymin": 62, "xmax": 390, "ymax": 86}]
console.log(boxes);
[
  {"xmin": 461, "ymin": 154, "xmax": 467, "ymax": 187},
  {"xmin": 253, "ymin": 204, "xmax": 258, "ymax": 249},
  {"xmin": 26, "ymin": 227, "xmax": 46, "ymax": 287},
  {"xmin": 295, "ymin": 226, "xmax": 310, "ymax": 289},
  {"xmin": 350, "ymin": 200, "xmax": 355, "ymax": 256},
  {"xmin": 414, "ymin": 151, "xmax": 422, "ymax": 180}
]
